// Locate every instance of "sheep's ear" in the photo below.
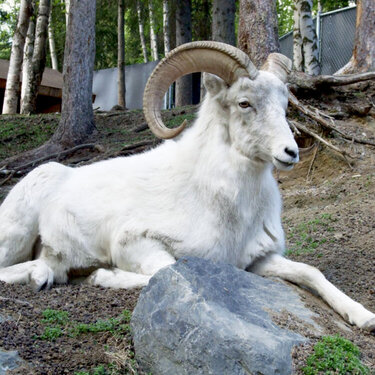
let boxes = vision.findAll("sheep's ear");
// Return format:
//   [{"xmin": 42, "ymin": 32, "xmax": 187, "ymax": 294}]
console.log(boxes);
[{"xmin": 203, "ymin": 73, "xmax": 227, "ymax": 96}]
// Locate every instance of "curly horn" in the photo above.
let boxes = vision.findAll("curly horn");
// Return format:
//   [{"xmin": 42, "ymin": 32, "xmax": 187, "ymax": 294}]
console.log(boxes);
[
  {"xmin": 143, "ymin": 41, "xmax": 258, "ymax": 139},
  {"xmin": 261, "ymin": 53, "xmax": 292, "ymax": 83}
]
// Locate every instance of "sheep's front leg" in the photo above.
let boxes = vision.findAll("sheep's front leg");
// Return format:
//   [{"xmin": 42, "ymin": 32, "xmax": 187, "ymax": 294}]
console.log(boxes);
[{"xmin": 250, "ymin": 253, "xmax": 375, "ymax": 332}]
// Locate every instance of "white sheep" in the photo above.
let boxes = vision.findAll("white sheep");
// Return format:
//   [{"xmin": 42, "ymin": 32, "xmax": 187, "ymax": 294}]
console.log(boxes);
[{"xmin": 0, "ymin": 42, "xmax": 374, "ymax": 332}]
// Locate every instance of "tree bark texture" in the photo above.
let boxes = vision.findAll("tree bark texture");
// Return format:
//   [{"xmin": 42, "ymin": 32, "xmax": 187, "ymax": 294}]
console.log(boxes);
[
  {"xmin": 117, "ymin": 0, "xmax": 126, "ymax": 108},
  {"xmin": 50, "ymin": 0, "xmax": 96, "ymax": 148},
  {"xmin": 21, "ymin": 0, "xmax": 51, "ymax": 114},
  {"xmin": 212, "ymin": 0, "xmax": 236, "ymax": 46},
  {"xmin": 136, "ymin": 1, "xmax": 148, "ymax": 63},
  {"xmin": 238, "ymin": 0, "xmax": 280, "ymax": 68},
  {"xmin": 2, "ymin": 0, "xmax": 33, "ymax": 114},
  {"xmin": 21, "ymin": 8, "xmax": 35, "ymax": 108},
  {"xmin": 293, "ymin": 0, "xmax": 320, "ymax": 75},
  {"xmin": 175, "ymin": 0, "xmax": 192, "ymax": 107},
  {"xmin": 163, "ymin": 0, "xmax": 170, "ymax": 54},
  {"xmin": 336, "ymin": 0, "xmax": 375, "ymax": 74},
  {"xmin": 48, "ymin": 5, "xmax": 58, "ymax": 70},
  {"xmin": 149, "ymin": 0, "xmax": 159, "ymax": 61}
]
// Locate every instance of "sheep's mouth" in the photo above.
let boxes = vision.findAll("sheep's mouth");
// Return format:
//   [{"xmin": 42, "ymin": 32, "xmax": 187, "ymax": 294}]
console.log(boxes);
[{"xmin": 273, "ymin": 157, "xmax": 295, "ymax": 170}]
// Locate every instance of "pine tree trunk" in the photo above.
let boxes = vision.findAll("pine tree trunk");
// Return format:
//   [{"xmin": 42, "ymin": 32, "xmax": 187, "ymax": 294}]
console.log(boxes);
[
  {"xmin": 117, "ymin": 0, "xmax": 126, "ymax": 108},
  {"xmin": 136, "ymin": 0, "xmax": 148, "ymax": 63},
  {"xmin": 149, "ymin": 0, "xmax": 159, "ymax": 61},
  {"xmin": 336, "ymin": 0, "xmax": 375, "ymax": 74},
  {"xmin": 163, "ymin": 0, "xmax": 170, "ymax": 54},
  {"xmin": 21, "ymin": 0, "xmax": 51, "ymax": 114},
  {"xmin": 238, "ymin": 0, "xmax": 280, "ymax": 68},
  {"xmin": 212, "ymin": 0, "xmax": 235, "ymax": 46},
  {"xmin": 50, "ymin": 0, "xmax": 96, "ymax": 148},
  {"xmin": 297, "ymin": 0, "xmax": 320, "ymax": 75},
  {"xmin": 175, "ymin": 0, "xmax": 192, "ymax": 107},
  {"xmin": 48, "ymin": 6, "xmax": 58, "ymax": 70},
  {"xmin": 2, "ymin": 0, "xmax": 33, "ymax": 114},
  {"xmin": 21, "ymin": 8, "xmax": 36, "ymax": 106}
]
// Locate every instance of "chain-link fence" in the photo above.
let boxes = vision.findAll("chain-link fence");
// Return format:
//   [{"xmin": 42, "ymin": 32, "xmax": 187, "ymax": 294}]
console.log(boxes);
[{"xmin": 280, "ymin": 6, "xmax": 356, "ymax": 75}]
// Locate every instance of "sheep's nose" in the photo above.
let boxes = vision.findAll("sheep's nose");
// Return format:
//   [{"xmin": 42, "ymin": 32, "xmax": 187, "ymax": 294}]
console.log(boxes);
[{"xmin": 284, "ymin": 147, "xmax": 298, "ymax": 159}]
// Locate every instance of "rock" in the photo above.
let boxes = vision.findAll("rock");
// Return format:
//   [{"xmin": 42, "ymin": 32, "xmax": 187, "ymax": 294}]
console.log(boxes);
[
  {"xmin": 131, "ymin": 257, "xmax": 320, "ymax": 375},
  {"xmin": 0, "ymin": 349, "xmax": 23, "ymax": 375}
]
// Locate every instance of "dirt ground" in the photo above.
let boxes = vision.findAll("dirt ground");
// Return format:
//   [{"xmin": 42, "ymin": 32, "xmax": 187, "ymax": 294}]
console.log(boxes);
[{"xmin": 0, "ymin": 86, "xmax": 375, "ymax": 374}]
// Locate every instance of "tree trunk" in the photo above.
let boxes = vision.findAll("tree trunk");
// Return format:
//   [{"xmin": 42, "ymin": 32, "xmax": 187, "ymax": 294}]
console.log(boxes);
[
  {"xmin": 149, "ymin": 0, "xmax": 158, "ymax": 61},
  {"xmin": 21, "ymin": 0, "xmax": 51, "ymax": 114},
  {"xmin": 175, "ymin": 0, "xmax": 192, "ymax": 107},
  {"xmin": 21, "ymin": 7, "xmax": 36, "ymax": 106},
  {"xmin": 136, "ymin": 0, "xmax": 148, "ymax": 63},
  {"xmin": 117, "ymin": 0, "xmax": 126, "ymax": 108},
  {"xmin": 64, "ymin": 0, "xmax": 70, "ymax": 28},
  {"xmin": 238, "ymin": 0, "xmax": 280, "ymax": 68},
  {"xmin": 163, "ymin": 0, "xmax": 170, "ymax": 55},
  {"xmin": 2, "ymin": 0, "xmax": 33, "ymax": 114},
  {"xmin": 212, "ymin": 0, "xmax": 236, "ymax": 46},
  {"xmin": 48, "ymin": 5, "xmax": 58, "ymax": 70},
  {"xmin": 336, "ymin": 0, "xmax": 375, "ymax": 74},
  {"xmin": 293, "ymin": 0, "xmax": 320, "ymax": 75},
  {"xmin": 50, "ymin": 0, "xmax": 96, "ymax": 148}
]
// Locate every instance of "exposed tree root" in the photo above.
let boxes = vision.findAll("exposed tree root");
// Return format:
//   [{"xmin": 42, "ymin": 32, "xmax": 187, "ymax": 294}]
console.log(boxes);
[{"xmin": 289, "ymin": 71, "xmax": 375, "ymax": 91}]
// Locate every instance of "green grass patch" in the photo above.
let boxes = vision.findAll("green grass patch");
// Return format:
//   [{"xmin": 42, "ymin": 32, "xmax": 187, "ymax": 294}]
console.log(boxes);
[
  {"xmin": 303, "ymin": 335, "xmax": 370, "ymax": 375},
  {"xmin": 165, "ymin": 112, "xmax": 196, "ymax": 129},
  {"xmin": 285, "ymin": 214, "xmax": 336, "ymax": 257},
  {"xmin": 37, "ymin": 309, "xmax": 131, "ymax": 341},
  {"xmin": 0, "ymin": 115, "xmax": 58, "ymax": 160}
]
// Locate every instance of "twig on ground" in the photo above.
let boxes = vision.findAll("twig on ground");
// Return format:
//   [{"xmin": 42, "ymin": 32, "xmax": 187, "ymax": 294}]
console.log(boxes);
[
  {"xmin": 306, "ymin": 142, "xmax": 319, "ymax": 180},
  {"xmin": 0, "ymin": 171, "xmax": 15, "ymax": 186},
  {"xmin": 0, "ymin": 296, "xmax": 33, "ymax": 307}
]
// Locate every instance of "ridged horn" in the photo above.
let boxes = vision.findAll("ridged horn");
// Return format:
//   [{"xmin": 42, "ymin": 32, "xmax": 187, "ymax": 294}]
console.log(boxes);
[
  {"xmin": 143, "ymin": 41, "xmax": 258, "ymax": 139},
  {"xmin": 261, "ymin": 53, "xmax": 292, "ymax": 83}
]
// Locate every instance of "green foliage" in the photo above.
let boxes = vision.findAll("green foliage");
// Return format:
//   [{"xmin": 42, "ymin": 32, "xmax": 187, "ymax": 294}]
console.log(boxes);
[
  {"xmin": 42, "ymin": 308, "xmax": 69, "ymax": 325},
  {"xmin": 165, "ymin": 110, "xmax": 196, "ymax": 129},
  {"xmin": 285, "ymin": 213, "xmax": 336, "ymax": 256},
  {"xmin": 40, "ymin": 326, "xmax": 63, "ymax": 341},
  {"xmin": 303, "ymin": 335, "xmax": 370, "ymax": 375}
]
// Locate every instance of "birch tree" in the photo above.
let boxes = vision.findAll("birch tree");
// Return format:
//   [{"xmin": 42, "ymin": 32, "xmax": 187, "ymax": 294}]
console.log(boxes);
[
  {"xmin": 21, "ymin": 0, "xmax": 51, "ymax": 114},
  {"xmin": 21, "ymin": 3, "xmax": 36, "ymax": 107},
  {"xmin": 2, "ymin": 0, "xmax": 33, "ymax": 114},
  {"xmin": 238, "ymin": 0, "xmax": 280, "ymax": 68},
  {"xmin": 175, "ymin": 0, "xmax": 192, "ymax": 106},
  {"xmin": 212, "ymin": 0, "xmax": 235, "ymax": 46},
  {"xmin": 149, "ymin": 0, "xmax": 158, "ymax": 61},
  {"xmin": 118, "ymin": 0, "xmax": 126, "ymax": 108},
  {"xmin": 136, "ymin": 0, "xmax": 148, "ymax": 63},
  {"xmin": 163, "ymin": 0, "xmax": 170, "ymax": 54},
  {"xmin": 336, "ymin": 0, "xmax": 375, "ymax": 74},
  {"xmin": 48, "ymin": 6, "xmax": 58, "ymax": 70},
  {"xmin": 293, "ymin": 0, "xmax": 320, "ymax": 75}
]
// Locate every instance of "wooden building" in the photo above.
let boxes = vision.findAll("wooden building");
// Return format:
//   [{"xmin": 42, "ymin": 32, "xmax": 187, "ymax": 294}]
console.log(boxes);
[{"xmin": 0, "ymin": 59, "xmax": 63, "ymax": 113}]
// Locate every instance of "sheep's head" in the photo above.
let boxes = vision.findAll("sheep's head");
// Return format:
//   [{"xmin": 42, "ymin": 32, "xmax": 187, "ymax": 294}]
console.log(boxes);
[{"xmin": 143, "ymin": 41, "xmax": 299, "ymax": 171}]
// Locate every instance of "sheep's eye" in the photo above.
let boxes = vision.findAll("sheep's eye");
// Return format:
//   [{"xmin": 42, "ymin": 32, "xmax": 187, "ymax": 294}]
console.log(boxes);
[{"xmin": 239, "ymin": 101, "xmax": 251, "ymax": 109}]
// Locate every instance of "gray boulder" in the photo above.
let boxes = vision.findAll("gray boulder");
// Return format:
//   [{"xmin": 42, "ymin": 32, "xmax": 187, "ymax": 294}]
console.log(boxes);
[
  {"xmin": 131, "ymin": 257, "xmax": 320, "ymax": 375},
  {"xmin": 0, "ymin": 349, "xmax": 23, "ymax": 375}
]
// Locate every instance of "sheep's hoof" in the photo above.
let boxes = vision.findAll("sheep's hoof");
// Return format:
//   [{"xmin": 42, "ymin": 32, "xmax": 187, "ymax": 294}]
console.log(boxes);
[{"xmin": 362, "ymin": 317, "xmax": 375, "ymax": 334}]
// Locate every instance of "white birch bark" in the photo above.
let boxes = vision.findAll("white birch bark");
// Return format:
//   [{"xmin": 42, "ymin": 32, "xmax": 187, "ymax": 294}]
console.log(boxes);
[
  {"xmin": 118, "ymin": 0, "xmax": 126, "ymax": 108},
  {"xmin": 48, "ymin": 6, "xmax": 58, "ymax": 70},
  {"xmin": 21, "ymin": 0, "xmax": 51, "ymax": 114},
  {"xmin": 136, "ymin": 0, "xmax": 148, "ymax": 63},
  {"xmin": 293, "ymin": 0, "xmax": 320, "ymax": 75},
  {"xmin": 21, "ymin": 9, "xmax": 35, "ymax": 104},
  {"xmin": 293, "ymin": 1, "xmax": 303, "ymax": 71},
  {"xmin": 149, "ymin": 0, "xmax": 159, "ymax": 61},
  {"xmin": 65, "ymin": 0, "xmax": 70, "ymax": 28},
  {"xmin": 163, "ymin": 0, "xmax": 170, "ymax": 54},
  {"xmin": 3, "ymin": 0, "xmax": 33, "ymax": 114}
]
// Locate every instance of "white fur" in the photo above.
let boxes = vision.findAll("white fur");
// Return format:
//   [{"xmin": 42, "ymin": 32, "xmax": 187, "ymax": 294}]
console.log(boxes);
[{"xmin": 0, "ymin": 71, "xmax": 374, "ymax": 331}]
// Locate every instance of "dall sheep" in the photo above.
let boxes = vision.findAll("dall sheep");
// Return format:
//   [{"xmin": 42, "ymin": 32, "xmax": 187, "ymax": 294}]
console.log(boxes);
[{"xmin": 0, "ymin": 42, "xmax": 374, "ymax": 332}]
